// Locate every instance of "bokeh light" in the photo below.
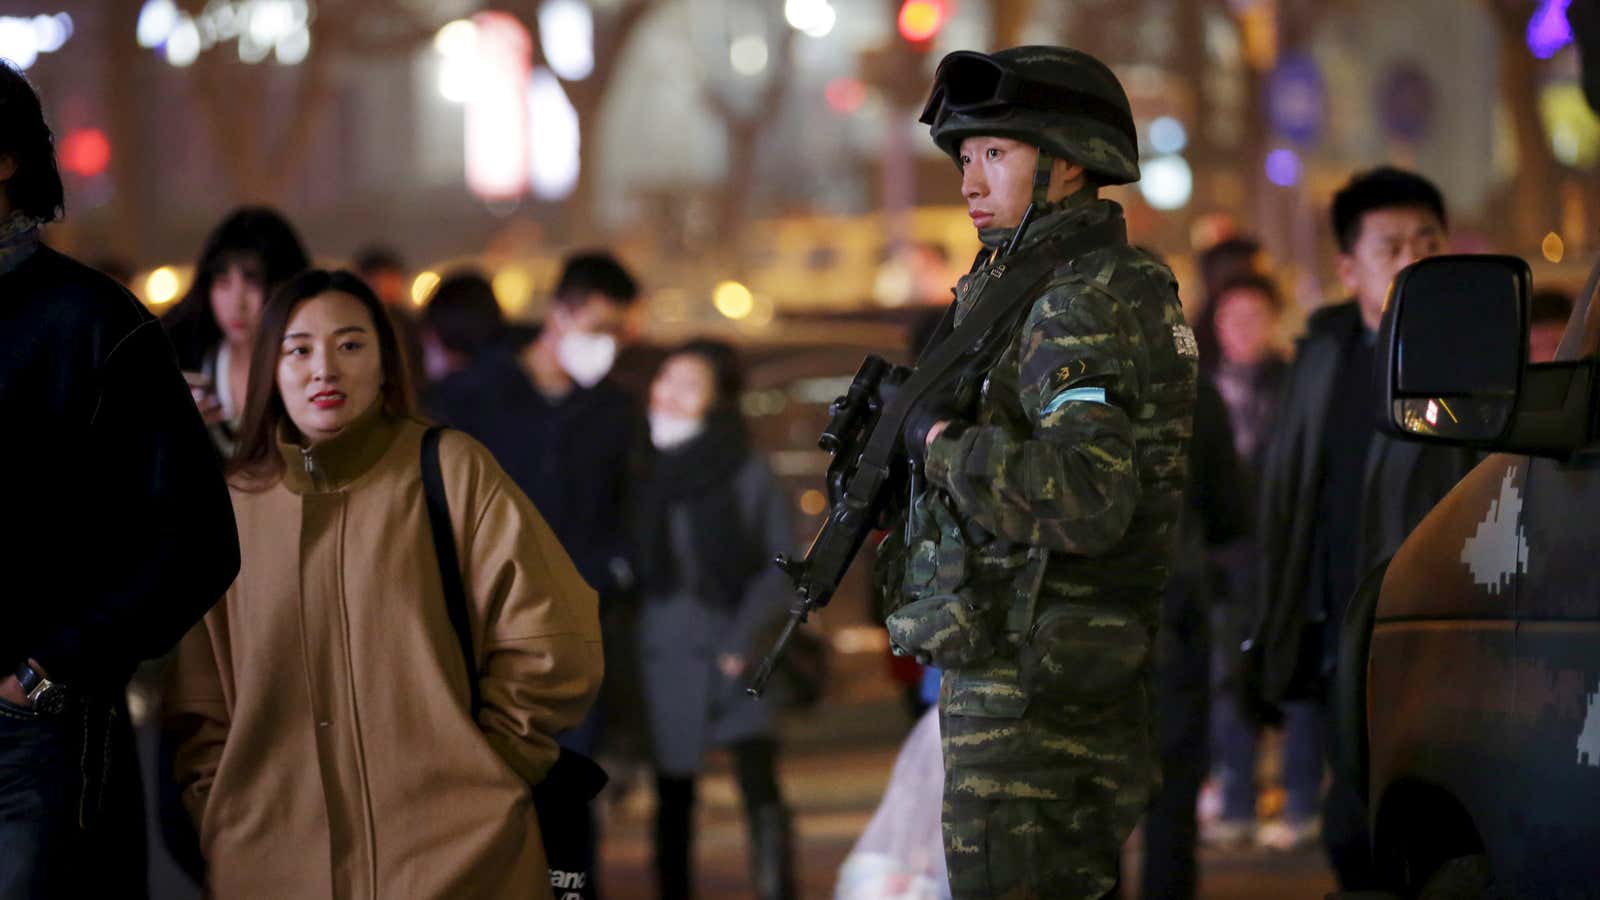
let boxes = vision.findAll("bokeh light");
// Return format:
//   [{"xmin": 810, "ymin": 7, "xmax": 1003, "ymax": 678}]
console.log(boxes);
[
  {"xmin": 493, "ymin": 267, "xmax": 532, "ymax": 315},
  {"xmin": 411, "ymin": 271, "xmax": 441, "ymax": 307},
  {"xmin": 528, "ymin": 67, "xmax": 581, "ymax": 201},
  {"xmin": 1139, "ymin": 156, "xmax": 1193, "ymax": 210},
  {"xmin": 785, "ymin": 0, "xmax": 837, "ymax": 38},
  {"xmin": 799, "ymin": 489, "xmax": 827, "ymax": 516},
  {"xmin": 165, "ymin": 15, "xmax": 201, "ymax": 67},
  {"xmin": 729, "ymin": 34, "xmax": 769, "ymax": 76},
  {"xmin": 1265, "ymin": 148, "xmax": 1302, "ymax": 187},
  {"xmin": 60, "ymin": 128, "xmax": 111, "ymax": 178},
  {"xmin": 824, "ymin": 77, "xmax": 867, "ymax": 114},
  {"xmin": 1543, "ymin": 231, "xmax": 1565, "ymax": 263},
  {"xmin": 897, "ymin": 1, "xmax": 946, "ymax": 43},
  {"xmin": 137, "ymin": 0, "xmax": 178, "ymax": 49},
  {"xmin": 1527, "ymin": 0, "xmax": 1573, "ymax": 60},
  {"xmin": 714, "ymin": 280, "xmax": 755, "ymax": 320},
  {"xmin": 146, "ymin": 267, "xmax": 181, "ymax": 306},
  {"xmin": 539, "ymin": 0, "xmax": 594, "ymax": 81},
  {"xmin": 1149, "ymin": 116, "xmax": 1188, "ymax": 154}
]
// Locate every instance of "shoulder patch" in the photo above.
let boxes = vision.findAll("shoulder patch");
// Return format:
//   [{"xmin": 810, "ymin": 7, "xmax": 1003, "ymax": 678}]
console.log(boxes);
[{"xmin": 1172, "ymin": 323, "xmax": 1199, "ymax": 359}]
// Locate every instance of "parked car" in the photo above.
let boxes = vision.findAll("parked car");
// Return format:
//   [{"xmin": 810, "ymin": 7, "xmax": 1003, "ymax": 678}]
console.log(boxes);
[{"xmin": 1339, "ymin": 254, "xmax": 1600, "ymax": 898}]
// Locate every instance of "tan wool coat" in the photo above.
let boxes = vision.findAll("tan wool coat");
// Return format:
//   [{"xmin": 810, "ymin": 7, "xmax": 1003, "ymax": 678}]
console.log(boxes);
[{"xmin": 164, "ymin": 408, "xmax": 603, "ymax": 899}]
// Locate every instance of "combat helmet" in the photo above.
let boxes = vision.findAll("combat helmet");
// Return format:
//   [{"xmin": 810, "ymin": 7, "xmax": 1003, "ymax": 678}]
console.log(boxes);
[{"xmin": 919, "ymin": 45, "xmax": 1140, "ymax": 188}]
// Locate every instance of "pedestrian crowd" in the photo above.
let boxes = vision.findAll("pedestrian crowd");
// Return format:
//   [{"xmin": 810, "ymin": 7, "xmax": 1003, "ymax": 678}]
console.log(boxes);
[
  {"xmin": 0, "ymin": 43, "xmax": 1558, "ymax": 900},
  {"xmin": 1, "ymin": 60, "xmax": 797, "ymax": 900}
]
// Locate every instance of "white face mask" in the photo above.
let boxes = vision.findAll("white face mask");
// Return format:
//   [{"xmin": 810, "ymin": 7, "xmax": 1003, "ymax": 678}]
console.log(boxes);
[
  {"xmin": 649, "ymin": 412, "xmax": 704, "ymax": 450},
  {"xmin": 556, "ymin": 331, "xmax": 618, "ymax": 389}
]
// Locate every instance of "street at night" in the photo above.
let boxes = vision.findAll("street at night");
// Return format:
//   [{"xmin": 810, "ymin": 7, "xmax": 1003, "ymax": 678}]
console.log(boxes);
[{"xmin": 7, "ymin": 1, "xmax": 1600, "ymax": 898}]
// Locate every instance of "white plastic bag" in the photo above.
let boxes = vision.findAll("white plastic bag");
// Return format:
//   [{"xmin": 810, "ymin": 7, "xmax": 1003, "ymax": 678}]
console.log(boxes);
[{"xmin": 834, "ymin": 708, "xmax": 951, "ymax": 900}]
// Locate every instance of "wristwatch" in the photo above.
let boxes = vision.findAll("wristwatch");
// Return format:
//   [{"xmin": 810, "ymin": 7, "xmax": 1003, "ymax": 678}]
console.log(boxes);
[{"xmin": 14, "ymin": 662, "xmax": 66, "ymax": 715}]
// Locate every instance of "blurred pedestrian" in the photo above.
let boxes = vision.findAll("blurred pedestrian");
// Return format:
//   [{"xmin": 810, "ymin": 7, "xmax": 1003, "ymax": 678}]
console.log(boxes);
[
  {"xmin": 1196, "ymin": 236, "xmax": 1266, "ymax": 300},
  {"xmin": 633, "ymin": 340, "xmax": 797, "ymax": 900},
  {"xmin": 1529, "ymin": 288, "xmax": 1574, "ymax": 364},
  {"xmin": 417, "ymin": 268, "xmax": 506, "ymax": 386},
  {"xmin": 1194, "ymin": 273, "xmax": 1325, "ymax": 853},
  {"xmin": 415, "ymin": 250, "xmax": 643, "ymax": 894},
  {"xmin": 1141, "ymin": 376, "xmax": 1249, "ymax": 900},
  {"xmin": 163, "ymin": 269, "xmax": 602, "ymax": 899},
  {"xmin": 353, "ymin": 243, "xmax": 425, "ymax": 377},
  {"xmin": 1251, "ymin": 167, "xmax": 1475, "ymax": 890},
  {"xmin": 161, "ymin": 206, "xmax": 311, "ymax": 458},
  {"xmin": 0, "ymin": 60, "xmax": 240, "ymax": 899}
]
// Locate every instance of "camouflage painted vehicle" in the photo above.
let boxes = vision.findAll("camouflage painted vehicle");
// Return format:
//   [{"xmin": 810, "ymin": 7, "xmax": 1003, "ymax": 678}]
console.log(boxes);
[{"xmin": 1340, "ymin": 253, "xmax": 1600, "ymax": 899}]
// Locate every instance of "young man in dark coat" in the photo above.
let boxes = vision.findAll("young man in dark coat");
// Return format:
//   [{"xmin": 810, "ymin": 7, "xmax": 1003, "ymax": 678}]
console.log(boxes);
[
  {"xmin": 0, "ymin": 62, "xmax": 240, "ymax": 898},
  {"xmin": 1250, "ymin": 167, "xmax": 1476, "ymax": 889},
  {"xmin": 425, "ymin": 252, "xmax": 642, "ymax": 640},
  {"xmin": 424, "ymin": 252, "xmax": 643, "ymax": 896}
]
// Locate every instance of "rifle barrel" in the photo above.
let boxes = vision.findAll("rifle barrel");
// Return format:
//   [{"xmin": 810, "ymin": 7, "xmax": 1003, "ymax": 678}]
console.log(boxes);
[{"xmin": 747, "ymin": 604, "xmax": 808, "ymax": 698}]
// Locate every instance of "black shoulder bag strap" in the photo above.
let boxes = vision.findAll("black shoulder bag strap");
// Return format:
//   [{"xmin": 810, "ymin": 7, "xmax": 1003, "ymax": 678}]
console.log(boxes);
[
  {"xmin": 419, "ymin": 426, "xmax": 609, "ymax": 864},
  {"xmin": 421, "ymin": 426, "xmax": 481, "ymax": 716}
]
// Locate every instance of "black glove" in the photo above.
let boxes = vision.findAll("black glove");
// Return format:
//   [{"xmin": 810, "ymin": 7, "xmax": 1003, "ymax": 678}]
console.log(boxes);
[{"xmin": 902, "ymin": 398, "xmax": 962, "ymax": 466}]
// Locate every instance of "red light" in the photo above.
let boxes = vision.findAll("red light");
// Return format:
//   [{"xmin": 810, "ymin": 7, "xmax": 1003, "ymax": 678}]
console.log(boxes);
[
  {"xmin": 898, "ymin": 0, "xmax": 946, "ymax": 44},
  {"xmin": 824, "ymin": 77, "xmax": 867, "ymax": 114},
  {"xmin": 60, "ymin": 128, "xmax": 111, "ymax": 178}
]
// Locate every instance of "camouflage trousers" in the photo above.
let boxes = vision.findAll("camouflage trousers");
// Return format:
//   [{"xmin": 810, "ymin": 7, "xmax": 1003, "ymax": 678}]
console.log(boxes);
[{"xmin": 939, "ymin": 663, "xmax": 1157, "ymax": 900}]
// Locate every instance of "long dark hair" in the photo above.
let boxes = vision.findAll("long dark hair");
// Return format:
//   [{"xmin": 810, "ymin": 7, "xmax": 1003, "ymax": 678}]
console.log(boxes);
[
  {"xmin": 229, "ymin": 269, "xmax": 417, "ymax": 485},
  {"xmin": 162, "ymin": 207, "xmax": 311, "ymax": 369},
  {"xmin": 0, "ymin": 62, "xmax": 64, "ymax": 222}
]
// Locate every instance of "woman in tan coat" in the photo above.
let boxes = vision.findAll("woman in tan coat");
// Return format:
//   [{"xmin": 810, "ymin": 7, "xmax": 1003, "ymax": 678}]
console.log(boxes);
[{"xmin": 164, "ymin": 269, "xmax": 603, "ymax": 899}]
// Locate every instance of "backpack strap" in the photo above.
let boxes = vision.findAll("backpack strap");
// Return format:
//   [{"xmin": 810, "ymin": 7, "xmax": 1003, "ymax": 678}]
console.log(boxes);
[{"xmin": 421, "ymin": 426, "xmax": 481, "ymax": 717}]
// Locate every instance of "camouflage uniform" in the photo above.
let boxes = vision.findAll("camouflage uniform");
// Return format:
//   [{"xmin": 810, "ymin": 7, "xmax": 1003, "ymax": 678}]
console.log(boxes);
[{"xmin": 879, "ymin": 52, "xmax": 1198, "ymax": 894}]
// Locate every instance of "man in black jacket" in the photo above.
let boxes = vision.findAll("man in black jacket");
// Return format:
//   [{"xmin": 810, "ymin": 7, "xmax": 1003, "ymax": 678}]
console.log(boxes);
[
  {"xmin": 1251, "ymin": 167, "xmax": 1476, "ymax": 888},
  {"xmin": 0, "ymin": 62, "xmax": 240, "ymax": 898},
  {"xmin": 425, "ymin": 251, "xmax": 643, "ymax": 897}
]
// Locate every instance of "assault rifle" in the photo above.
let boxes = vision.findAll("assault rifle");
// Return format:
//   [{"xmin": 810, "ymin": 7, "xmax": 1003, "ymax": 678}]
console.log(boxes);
[{"xmin": 748, "ymin": 203, "xmax": 1080, "ymax": 698}]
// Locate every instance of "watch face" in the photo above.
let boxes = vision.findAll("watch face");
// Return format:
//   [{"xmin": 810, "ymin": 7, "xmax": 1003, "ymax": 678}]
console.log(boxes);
[{"xmin": 31, "ymin": 683, "xmax": 66, "ymax": 716}]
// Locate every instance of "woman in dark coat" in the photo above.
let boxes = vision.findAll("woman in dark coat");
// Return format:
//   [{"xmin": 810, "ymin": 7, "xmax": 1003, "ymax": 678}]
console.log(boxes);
[
  {"xmin": 160, "ymin": 207, "xmax": 310, "ymax": 458},
  {"xmin": 632, "ymin": 340, "xmax": 797, "ymax": 900}
]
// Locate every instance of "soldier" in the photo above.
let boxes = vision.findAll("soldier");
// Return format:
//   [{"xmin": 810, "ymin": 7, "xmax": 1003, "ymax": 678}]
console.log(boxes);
[{"xmin": 876, "ymin": 46, "xmax": 1198, "ymax": 898}]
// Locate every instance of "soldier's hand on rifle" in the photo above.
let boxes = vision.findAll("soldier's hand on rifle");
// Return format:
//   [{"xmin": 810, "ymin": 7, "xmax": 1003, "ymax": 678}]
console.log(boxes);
[{"xmin": 903, "ymin": 392, "xmax": 963, "ymax": 466}]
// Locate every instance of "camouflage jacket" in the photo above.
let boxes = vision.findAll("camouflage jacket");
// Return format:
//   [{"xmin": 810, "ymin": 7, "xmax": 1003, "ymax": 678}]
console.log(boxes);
[{"xmin": 877, "ymin": 194, "xmax": 1198, "ymax": 719}]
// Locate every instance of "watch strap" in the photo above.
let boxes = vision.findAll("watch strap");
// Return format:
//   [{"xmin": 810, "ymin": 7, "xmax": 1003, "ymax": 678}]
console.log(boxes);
[{"xmin": 14, "ymin": 662, "xmax": 42, "ymax": 695}]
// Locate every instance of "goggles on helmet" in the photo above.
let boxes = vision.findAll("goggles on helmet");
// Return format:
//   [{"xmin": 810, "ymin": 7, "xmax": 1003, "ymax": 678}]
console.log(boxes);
[{"xmin": 917, "ymin": 50, "xmax": 1138, "ymax": 147}]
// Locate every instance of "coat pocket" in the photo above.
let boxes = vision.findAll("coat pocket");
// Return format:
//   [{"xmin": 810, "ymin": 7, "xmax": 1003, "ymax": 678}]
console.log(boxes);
[
  {"xmin": 884, "ymin": 591, "xmax": 1000, "ymax": 669},
  {"xmin": 1018, "ymin": 604, "xmax": 1149, "ymax": 705}
]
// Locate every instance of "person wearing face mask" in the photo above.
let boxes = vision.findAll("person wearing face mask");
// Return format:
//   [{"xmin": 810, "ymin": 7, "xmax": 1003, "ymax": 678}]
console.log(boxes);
[
  {"xmin": 163, "ymin": 269, "xmax": 602, "ymax": 899},
  {"xmin": 1249, "ymin": 167, "xmax": 1477, "ymax": 890},
  {"xmin": 425, "ymin": 251, "xmax": 640, "ymax": 603},
  {"xmin": 425, "ymin": 249, "xmax": 641, "ymax": 694},
  {"xmin": 424, "ymin": 251, "xmax": 642, "ymax": 893},
  {"xmin": 632, "ymin": 340, "xmax": 797, "ymax": 900},
  {"xmin": 161, "ymin": 207, "xmax": 312, "ymax": 459}
]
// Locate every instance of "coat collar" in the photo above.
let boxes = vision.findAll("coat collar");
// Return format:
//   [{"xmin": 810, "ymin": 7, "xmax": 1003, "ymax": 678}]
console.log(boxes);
[
  {"xmin": 276, "ymin": 400, "xmax": 404, "ymax": 494},
  {"xmin": 0, "ymin": 212, "xmax": 43, "ymax": 277}
]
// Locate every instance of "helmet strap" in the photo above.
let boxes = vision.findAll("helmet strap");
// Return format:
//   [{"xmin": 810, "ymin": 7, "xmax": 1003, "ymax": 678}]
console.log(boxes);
[{"xmin": 1032, "ymin": 150, "xmax": 1056, "ymax": 211}]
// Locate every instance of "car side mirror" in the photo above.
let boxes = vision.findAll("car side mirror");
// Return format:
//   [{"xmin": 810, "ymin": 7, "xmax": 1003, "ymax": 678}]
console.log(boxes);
[{"xmin": 1381, "ymin": 254, "xmax": 1598, "ymax": 458}]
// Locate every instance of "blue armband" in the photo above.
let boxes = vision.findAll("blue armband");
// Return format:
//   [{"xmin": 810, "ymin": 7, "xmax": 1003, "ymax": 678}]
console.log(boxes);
[{"xmin": 1041, "ymin": 386, "xmax": 1108, "ymax": 417}]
